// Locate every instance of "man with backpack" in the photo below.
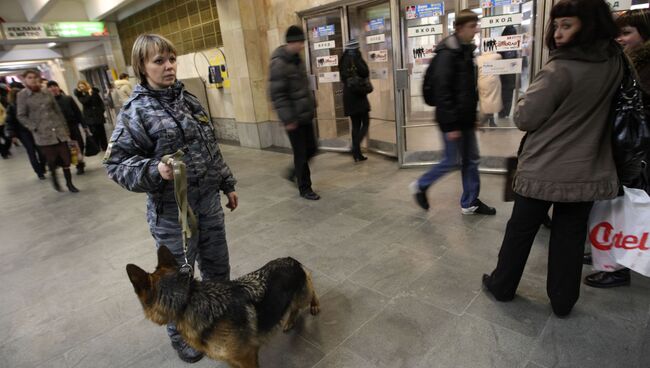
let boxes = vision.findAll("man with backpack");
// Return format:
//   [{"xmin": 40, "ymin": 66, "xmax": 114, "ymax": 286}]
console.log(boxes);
[{"xmin": 410, "ymin": 9, "xmax": 496, "ymax": 215}]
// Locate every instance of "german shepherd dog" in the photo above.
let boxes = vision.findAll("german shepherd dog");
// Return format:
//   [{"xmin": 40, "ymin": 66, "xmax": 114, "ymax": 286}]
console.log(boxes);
[{"xmin": 126, "ymin": 246, "xmax": 320, "ymax": 368}]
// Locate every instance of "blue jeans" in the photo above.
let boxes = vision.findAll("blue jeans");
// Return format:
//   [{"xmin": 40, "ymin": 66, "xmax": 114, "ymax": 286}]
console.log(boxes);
[{"xmin": 417, "ymin": 129, "xmax": 481, "ymax": 208}]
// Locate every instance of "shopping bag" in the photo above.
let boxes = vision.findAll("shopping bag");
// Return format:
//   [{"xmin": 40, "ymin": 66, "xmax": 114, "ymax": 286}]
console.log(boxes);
[
  {"xmin": 587, "ymin": 187, "xmax": 650, "ymax": 277},
  {"xmin": 68, "ymin": 140, "xmax": 82, "ymax": 165},
  {"xmin": 84, "ymin": 134, "xmax": 100, "ymax": 157}
]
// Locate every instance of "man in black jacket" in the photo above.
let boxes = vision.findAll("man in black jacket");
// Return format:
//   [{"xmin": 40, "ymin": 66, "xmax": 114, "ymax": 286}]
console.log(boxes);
[
  {"xmin": 410, "ymin": 10, "xmax": 496, "ymax": 215},
  {"xmin": 47, "ymin": 81, "xmax": 87, "ymax": 174},
  {"xmin": 268, "ymin": 25, "xmax": 319, "ymax": 200}
]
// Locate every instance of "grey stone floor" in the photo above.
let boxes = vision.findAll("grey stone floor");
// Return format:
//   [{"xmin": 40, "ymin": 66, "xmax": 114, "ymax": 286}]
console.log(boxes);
[{"xmin": 1, "ymin": 143, "xmax": 648, "ymax": 368}]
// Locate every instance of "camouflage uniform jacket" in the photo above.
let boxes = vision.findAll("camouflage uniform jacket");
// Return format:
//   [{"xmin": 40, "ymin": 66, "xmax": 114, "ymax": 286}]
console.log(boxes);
[{"xmin": 104, "ymin": 81, "xmax": 236, "ymax": 198}]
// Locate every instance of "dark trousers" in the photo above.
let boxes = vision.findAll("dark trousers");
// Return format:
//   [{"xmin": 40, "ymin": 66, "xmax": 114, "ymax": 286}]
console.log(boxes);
[
  {"xmin": 0, "ymin": 126, "xmax": 11, "ymax": 157},
  {"xmin": 287, "ymin": 122, "xmax": 317, "ymax": 194},
  {"xmin": 487, "ymin": 194, "xmax": 594, "ymax": 311},
  {"xmin": 15, "ymin": 128, "xmax": 46, "ymax": 176},
  {"xmin": 88, "ymin": 124, "xmax": 108, "ymax": 151},
  {"xmin": 350, "ymin": 112, "xmax": 369, "ymax": 158},
  {"xmin": 499, "ymin": 75, "xmax": 516, "ymax": 118}
]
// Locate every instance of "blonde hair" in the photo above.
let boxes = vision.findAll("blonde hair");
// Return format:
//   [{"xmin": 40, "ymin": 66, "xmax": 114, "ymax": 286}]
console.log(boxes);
[
  {"xmin": 131, "ymin": 34, "xmax": 177, "ymax": 83},
  {"xmin": 77, "ymin": 80, "xmax": 91, "ymax": 90}
]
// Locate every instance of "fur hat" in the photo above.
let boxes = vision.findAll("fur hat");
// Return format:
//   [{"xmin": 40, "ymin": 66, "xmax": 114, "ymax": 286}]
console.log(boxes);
[
  {"xmin": 345, "ymin": 39, "xmax": 360, "ymax": 50},
  {"xmin": 286, "ymin": 25, "xmax": 306, "ymax": 43}
]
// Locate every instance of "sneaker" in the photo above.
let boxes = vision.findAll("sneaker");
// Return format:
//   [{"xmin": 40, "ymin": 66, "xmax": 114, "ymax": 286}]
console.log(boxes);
[
  {"xmin": 301, "ymin": 190, "xmax": 320, "ymax": 200},
  {"xmin": 171, "ymin": 339, "xmax": 204, "ymax": 363},
  {"xmin": 409, "ymin": 181, "xmax": 429, "ymax": 210},
  {"xmin": 462, "ymin": 199, "xmax": 496, "ymax": 215}
]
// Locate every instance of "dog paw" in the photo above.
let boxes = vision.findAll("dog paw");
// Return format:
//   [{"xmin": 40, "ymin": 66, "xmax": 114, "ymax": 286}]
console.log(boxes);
[{"xmin": 310, "ymin": 305, "xmax": 320, "ymax": 315}]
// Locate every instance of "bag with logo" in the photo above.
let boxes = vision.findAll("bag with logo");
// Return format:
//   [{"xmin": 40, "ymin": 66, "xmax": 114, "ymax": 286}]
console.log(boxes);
[{"xmin": 587, "ymin": 186, "xmax": 650, "ymax": 277}]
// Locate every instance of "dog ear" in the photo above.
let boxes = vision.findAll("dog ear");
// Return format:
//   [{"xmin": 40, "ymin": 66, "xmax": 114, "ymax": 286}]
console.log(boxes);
[
  {"xmin": 126, "ymin": 264, "xmax": 151, "ymax": 293},
  {"xmin": 157, "ymin": 245, "xmax": 179, "ymax": 268}
]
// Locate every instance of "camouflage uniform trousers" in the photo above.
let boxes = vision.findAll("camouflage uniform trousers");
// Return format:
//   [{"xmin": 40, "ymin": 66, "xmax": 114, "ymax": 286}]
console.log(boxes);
[{"xmin": 146, "ymin": 181, "xmax": 230, "ymax": 341}]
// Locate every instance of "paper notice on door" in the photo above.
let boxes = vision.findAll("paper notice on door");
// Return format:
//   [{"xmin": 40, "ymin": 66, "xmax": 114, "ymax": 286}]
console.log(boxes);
[
  {"xmin": 318, "ymin": 71, "xmax": 340, "ymax": 83},
  {"xmin": 366, "ymin": 34, "xmax": 386, "ymax": 45},
  {"xmin": 314, "ymin": 40, "xmax": 335, "ymax": 50},
  {"xmin": 481, "ymin": 58, "xmax": 523, "ymax": 75},
  {"xmin": 368, "ymin": 49, "xmax": 388, "ymax": 63},
  {"xmin": 482, "ymin": 35, "xmax": 523, "ymax": 53},
  {"xmin": 316, "ymin": 55, "xmax": 338, "ymax": 68},
  {"xmin": 407, "ymin": 24, "xmax": 444, "ymax": 38},
  {"xmin": 370, "ymin": 68, "xmax": 389, "ymax": 80}
]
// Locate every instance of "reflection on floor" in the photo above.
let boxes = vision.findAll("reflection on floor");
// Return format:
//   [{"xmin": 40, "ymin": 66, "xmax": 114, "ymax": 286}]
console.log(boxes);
[{"xmin": 1, "ymin": 144, "xmax": 647, "ymax": 368}]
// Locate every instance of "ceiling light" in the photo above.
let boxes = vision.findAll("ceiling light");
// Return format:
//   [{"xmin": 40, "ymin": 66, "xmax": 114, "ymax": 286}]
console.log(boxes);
[{"xmin": 47, "ymin": 42, "xmax": 57, "ymax": 48}]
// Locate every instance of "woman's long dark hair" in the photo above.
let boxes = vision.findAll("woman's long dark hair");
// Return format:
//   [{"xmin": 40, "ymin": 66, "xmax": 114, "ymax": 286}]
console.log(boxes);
[{"xmin": 545, "ymin": 0, "xmax": 619, "ymax": 49}]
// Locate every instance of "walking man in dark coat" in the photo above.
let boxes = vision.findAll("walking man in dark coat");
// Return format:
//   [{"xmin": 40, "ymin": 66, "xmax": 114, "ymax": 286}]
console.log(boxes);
[
  {"xmin": 47, "ymin": 81, "xmax": 87, "ymax": 174},
  {"xmin": 268, "ymin": 25, "xmax": 320, "ymax": 200}
]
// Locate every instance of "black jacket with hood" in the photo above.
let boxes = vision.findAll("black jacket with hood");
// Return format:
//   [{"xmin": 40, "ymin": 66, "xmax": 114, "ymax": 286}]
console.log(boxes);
[
  {"xmin": 268, "ymin": 45, "xmax": 315, "ymax": 125},
  {"xmin": 433, "ymin": 34, "xmax": 478, "ymax": 132}
]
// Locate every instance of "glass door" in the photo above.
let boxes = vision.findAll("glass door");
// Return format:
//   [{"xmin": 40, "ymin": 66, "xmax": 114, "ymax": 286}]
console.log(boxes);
[
  {"xmin": 399, "ymin": 0, "xmax": 457, "ymax": 165},
  {"xmin": 305, "ymin": 11, "xmax": 348, "ymax": 150},
  {"xmin": 348, "ymin": 0, "xmax": 398, "ymax": 156}
]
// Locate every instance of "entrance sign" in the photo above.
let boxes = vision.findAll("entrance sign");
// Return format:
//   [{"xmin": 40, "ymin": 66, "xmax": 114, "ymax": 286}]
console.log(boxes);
[
  {"xmin": 481, "ymin": 58, "xmax": 523, "ymax": 75},
  {"xmin": 368, "ymin": 49, "xmax": 388, "ymax": 63},
  {"xmin": 366, "ymin": 18, "xmax": 385, "ymax": 31},
  {"xmin": 312, "ymin": 24, "xmax": 335, "ymax": 38},
  {"xmin": 405, "ymin": 3, "xmax": 445, "ymax": 19},
  {"xmin": 480, "ymin": 14, "xmax": 523, "ymax": 28},
  {"xmin": 318, "ymin": 71, "xmax": 340, "ymax": 83},
  {"xmin": 314, "ymin": 40, "xmax": 335, "ymax": 50},
  {"xmin": 366, "ymin": 33, "xmax": 386, "ymax": 44},
  {"xmin": 2, "ymin": 22, "xmax": 107, "ymax": 40},
  {"xmin": 407, "ymin": 24, "xmax": 443, "ymax": 37},
  {"xmin": 482, "ymin": 35, "xmax": 523, "ymax": 52},
  {"xmin": 316, "ymin": 55, "xmax": 338, "ymax": 67},
  {"xmin": 605, "ymin": 0, "xmax": 632, "ymax": 10},
  {"xmin": 481, "ymin": 0, "xmax": 522, "ymax": 8}
]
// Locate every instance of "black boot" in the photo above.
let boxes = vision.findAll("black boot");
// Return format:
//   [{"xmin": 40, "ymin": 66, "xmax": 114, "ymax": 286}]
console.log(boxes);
[
  {"xmin": 63, "ymin": 168, "xmax": 79, "ymax": 193},
  {"xmin": 76, "ymin": 161, "xmax": 85, "ymax": 175},
  {"xmin": 50, "ymin": 167, "xmax": 63, "ymax": 192}
]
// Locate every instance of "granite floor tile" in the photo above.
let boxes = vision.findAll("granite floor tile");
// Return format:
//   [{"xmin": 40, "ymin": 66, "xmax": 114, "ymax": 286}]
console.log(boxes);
[{"xmin": 312, "ymin": 347, "xmax": 376, "ymax": 368}]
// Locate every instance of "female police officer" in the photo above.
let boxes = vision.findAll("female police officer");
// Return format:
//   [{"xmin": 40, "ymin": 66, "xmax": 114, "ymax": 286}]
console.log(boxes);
[{"xmin": 104, "ymin": 34, "xmax": 238, "ymax": 364}]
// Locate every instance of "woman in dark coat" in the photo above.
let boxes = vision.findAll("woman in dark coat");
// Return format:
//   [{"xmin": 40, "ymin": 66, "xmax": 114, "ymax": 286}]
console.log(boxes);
[
  {"xmin": 340, "ymin": 39, "xmax": 371, "ymax": 162},
  {"xmin": 583, "ymin": 8, "xmax": 650, "ymax": 289},
  {"xmin": 74, "ymin": 80, "xmax": 108, "ymax": 151}
]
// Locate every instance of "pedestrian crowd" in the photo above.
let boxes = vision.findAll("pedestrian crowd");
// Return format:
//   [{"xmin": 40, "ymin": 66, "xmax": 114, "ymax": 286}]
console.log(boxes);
[{"xmin": 1, "ymin": 0, "xmax": 649, "ymax": 364}]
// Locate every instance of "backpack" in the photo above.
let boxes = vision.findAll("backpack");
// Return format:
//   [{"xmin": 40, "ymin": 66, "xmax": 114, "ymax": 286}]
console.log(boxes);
[{"xmin": 422, "ymin": 56, "xmax": 438, "ymax": 106}]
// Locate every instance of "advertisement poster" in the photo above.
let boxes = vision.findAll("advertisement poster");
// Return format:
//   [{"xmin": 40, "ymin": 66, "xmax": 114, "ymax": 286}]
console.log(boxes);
[
  {"xmin": 3, "ymin": 22, "xmax": 107, "ymax": 40},
  {"xmin": 407, "ymin": 24, "xmax": 444, "ymax": 37},
  {"xmin": 366, "ymin": 18, "xmax": 385, "ymax": 31},
  {"xmin": 481, "ymin": 0, "xmax": 522, "ymax": 8},
  {"xmin": 366, "ymin": 33, "xmax": 386, "ymax": 44},
  {"xmin": 316, "ymin": 55, "xmax": 338, "ymax": 67},
  {"xmin": 312, "ymin": 24, "xmax": 335, "ymax": 38},
  {"xmin": 405, "ymin": 3, "xmax": 445, "ymax": 19},
  {"xmin": 368, "ymin": 49, "xmax": 388, "ymax": 63},
  {"xmin": 413, "ymin": 47, "xmax": 435, "ymax": 60},
  {"xmin": 318, "ymin": 71, "xmax": 340, "ymax": 83},
  {"xmin": 480, "ymin": 14, "xmax": 523, "ymax": 28},
  {"xmin": 606, "ymin": 0, "xmax": 632, "ymax": 10},
  {"xmin": 481, "ymin": 58, "xmax": 523, "ymax": 75},
  {"xmin": 482, "ymin": 34, "xmax": 523, "ymax": 52},
  {"xmin": 314, "ymin": 40, "xmax": 335, "ymax": 50}
]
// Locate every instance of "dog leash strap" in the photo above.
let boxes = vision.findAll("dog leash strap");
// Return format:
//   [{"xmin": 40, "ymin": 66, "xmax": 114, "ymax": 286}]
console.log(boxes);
[{"xmin": 161, "ymin": 150, "xmax": 198, "ymax": 274}]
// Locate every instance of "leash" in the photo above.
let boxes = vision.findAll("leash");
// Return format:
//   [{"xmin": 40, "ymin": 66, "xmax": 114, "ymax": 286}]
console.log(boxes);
[{"xmin": 161, "ymin": 149, "xmax": 198, "ymax": 275}]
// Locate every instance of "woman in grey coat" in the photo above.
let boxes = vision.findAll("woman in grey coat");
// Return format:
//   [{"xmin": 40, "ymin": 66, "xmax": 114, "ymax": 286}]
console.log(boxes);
[{"xmin": 482, "ymin": 0, "xmax": 623, "ymax": 317}]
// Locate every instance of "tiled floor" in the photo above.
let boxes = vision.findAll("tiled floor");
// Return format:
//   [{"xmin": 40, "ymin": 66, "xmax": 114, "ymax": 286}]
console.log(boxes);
[{"xmin": 0, "ymin": 143, "xmax": 648, "ymax": 368}]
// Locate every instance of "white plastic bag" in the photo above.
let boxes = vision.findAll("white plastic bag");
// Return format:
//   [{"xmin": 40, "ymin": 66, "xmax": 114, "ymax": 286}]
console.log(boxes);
[{"xmin": 587, "ymin": 187, "xmax": 650, "ymax": 277}]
